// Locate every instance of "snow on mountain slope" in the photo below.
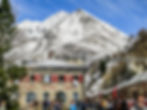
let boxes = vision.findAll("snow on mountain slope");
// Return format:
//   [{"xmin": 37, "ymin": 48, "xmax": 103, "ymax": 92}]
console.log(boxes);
[
  {"xmin": 51, "ymin": 10, "xmax": 128, "ymax": 63},
  {"xmin": 5, "ymin": 10, "xmax": 129, "ymax": 65},
  {"xmin": 43, "ymin": 11, "xmax": 69, "ymax": 29}
]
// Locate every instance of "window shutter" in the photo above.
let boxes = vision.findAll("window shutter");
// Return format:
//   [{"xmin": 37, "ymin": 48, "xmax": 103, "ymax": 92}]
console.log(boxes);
[
  {"xmin": 51, "ymin": 74, "xmax": 58, "ymax": 82},
  {"xmin": 35, "ymin": 74, "xmax": 42, "ymax": 82},
  {"xmin": 79, "ymin": 74, "xmax": 83, "ymax": 83}
]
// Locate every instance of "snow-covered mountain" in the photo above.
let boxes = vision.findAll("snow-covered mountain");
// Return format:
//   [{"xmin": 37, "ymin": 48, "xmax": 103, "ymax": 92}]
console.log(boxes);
[{"xmin": 5, "ymin": 10, "xmax": 129, "ymax": 65}]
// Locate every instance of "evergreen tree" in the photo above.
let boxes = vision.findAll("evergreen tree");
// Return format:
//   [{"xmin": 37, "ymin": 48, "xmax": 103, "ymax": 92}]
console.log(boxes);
[{"xmin": 0, "ymin": 0, "xmax": 26, "ymax": 110}]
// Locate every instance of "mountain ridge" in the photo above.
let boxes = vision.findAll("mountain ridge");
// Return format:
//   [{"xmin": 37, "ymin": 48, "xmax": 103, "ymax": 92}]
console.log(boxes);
[{"xmin": 5, "ymin": 10, "xmax": 129, "ymax": 65}]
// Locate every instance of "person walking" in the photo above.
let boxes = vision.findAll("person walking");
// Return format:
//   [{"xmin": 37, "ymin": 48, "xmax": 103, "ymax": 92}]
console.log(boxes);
[{"xmin": 70, "ymin": 100, "xmax": 77, "ymax": 110}]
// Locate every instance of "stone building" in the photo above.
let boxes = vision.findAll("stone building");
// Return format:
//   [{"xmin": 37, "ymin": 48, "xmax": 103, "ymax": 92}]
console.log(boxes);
[{"xmin": 18, "ymin": 60, "xmax": 87, "ymax": 109}]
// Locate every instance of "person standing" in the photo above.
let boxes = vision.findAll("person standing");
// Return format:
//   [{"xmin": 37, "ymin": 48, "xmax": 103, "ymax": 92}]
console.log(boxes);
[
  {"xmin": 119, "ymin": 95, "xmax": 129, "ymax": 110},
  {"xmin": 0, "ymin": 101, "xmax": 6, "ymax": 110},
  {"xmin": 70, "ymin": 100, "xmax": 77, "ymax": 110},
  {"xmin": 42, "ymin": 98, "xmax": 50, "ymax": 110},
  {"xmin": 53, "ymin": 100, "xmax": 62, "ymax": 110},
  {"xmin": 32, "ymin": 100, "xmax": 40, "ymax": 110},
  {"xmin": 94, "ymin": 99, "xmax": 104, "ymax": 110},
  {"xmin": 131, "ymin": 94, "xmax": 146, "ymax": 110}
]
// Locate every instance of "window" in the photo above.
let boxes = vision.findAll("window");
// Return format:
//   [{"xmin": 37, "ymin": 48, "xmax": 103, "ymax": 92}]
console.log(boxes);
[
  {"xmin": 73, "ymin": 80, "xmax": 79, "ymax": 87},
  {"xmin": 26, "ymin": 92, "xmax": 36, "ymax": 103},
  {"xmin": 43, "ymin": 92, "xmax": 49, "ymax": 100},
  {"xmin": 56, "ymin": 91, "xmax": 66, "ymax": 103},
  {"xmin": 73, "ymin": 92, "xmax": 79, "ymax": 101},
  {"xmin": 48, "ymin": 51, "xmax": 54, "ymax": 58},
  {"xmin": 43, "ymin": 74, "xmax": 50, "ymax": 83},
  {"xmin": 30, "ymin": 75, "xmax": 35, "ymax": 82},
  {"xmin": 59, "ymin": 75, "xmax": 64, "ymax": 82},
  {"xmin": 74, "ymin": 75, "xmax": 78, "ymax": 80}
]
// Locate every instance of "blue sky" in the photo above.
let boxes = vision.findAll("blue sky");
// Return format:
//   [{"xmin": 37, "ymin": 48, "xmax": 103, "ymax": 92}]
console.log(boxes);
[{"xmin": 10, "ymin": 0, "xmax": 147, "ymax": 35}]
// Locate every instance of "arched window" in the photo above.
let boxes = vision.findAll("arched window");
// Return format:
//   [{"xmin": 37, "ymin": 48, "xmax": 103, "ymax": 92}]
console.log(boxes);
[
  {"xmin": 26, "ymin": 92, "xmax": 36, "ymax": 103},
  {"xmin": 56, "ymin": 91, "xmax": 66, "ymax": 103}
]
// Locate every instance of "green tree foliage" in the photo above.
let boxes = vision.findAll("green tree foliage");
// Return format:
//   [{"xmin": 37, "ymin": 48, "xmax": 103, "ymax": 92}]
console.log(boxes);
[
  {"xmin": 0, "ymin": 0, "xmax": 15, "ymax": 66},
  {"xmin": 0, "ymin": 0, "xmax": 26, "ymax": 110}
]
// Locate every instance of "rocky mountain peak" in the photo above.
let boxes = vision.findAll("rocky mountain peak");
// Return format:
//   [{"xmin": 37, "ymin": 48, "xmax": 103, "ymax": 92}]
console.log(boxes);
[{"xmin": 5, "ymin": 10, "xmax": 129, "ymax": 66}]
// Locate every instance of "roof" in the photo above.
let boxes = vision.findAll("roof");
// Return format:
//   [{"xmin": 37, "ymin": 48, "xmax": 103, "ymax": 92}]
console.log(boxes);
[{"xmin": 26, "ymin": 59, "xmax": 88, "ymax": 70}]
